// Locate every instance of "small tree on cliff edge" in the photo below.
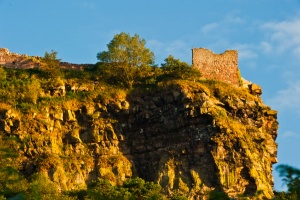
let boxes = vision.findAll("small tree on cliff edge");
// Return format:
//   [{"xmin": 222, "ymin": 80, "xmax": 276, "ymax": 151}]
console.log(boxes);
[
  {"xmin": 41, "ymin": 50, "xmax": 62, "ymax": 79},
  {"xmin": 96, "ymin": 32, "xmax": 155, "ymax": 88}
]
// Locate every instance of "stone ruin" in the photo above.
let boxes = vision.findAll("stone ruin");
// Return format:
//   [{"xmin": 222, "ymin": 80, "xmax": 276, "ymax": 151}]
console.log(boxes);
[
  {"xmin": 1, "ymin": 47, "xmax": 248, "ymax": 88},
  {"xmin": 192, "ymin": 48, "xmax": 239, "ymax": 87}
]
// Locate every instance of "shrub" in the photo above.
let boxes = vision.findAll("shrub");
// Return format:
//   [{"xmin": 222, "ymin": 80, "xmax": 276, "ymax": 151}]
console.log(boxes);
[
  {"xmin": 0, "ymin": 67, "xmax": 6, "ymax": 80},
  {"xmin": 161, "ymin": 55, "xmax": 201, "ymax": 80}
]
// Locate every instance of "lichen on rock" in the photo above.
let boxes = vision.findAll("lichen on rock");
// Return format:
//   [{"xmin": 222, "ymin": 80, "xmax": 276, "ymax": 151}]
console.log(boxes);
[{"xmin": 0, "ymin": 76, "xmax": 278, "ymax": 199}]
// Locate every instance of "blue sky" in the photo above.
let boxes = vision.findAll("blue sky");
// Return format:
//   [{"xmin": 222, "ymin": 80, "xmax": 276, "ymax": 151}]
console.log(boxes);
[{"xmin": 1, "ymin": 0, "xmax": 300, "ymax": 191}]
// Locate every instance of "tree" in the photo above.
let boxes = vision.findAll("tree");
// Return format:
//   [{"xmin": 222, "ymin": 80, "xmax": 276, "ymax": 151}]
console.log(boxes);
[
  {"xmin": 161, "ymin": 55, "xmax": 201, "ymax": 80},
  {"xmin": 275, "ymin": 164, "xmax": 300, "ymax": 199},
  {"xmin": 41, "ymin": 50, "xmax": 62, "ymax": 79},
  {"xmin": 96, "ymin": 32, "xmax": 155, "ymax": 88}
]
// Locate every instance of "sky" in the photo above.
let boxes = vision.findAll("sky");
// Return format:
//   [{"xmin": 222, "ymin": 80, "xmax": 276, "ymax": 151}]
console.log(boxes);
[{"xmin": 0, "ymin": 0, "xmax": 300, "ymax": 191}]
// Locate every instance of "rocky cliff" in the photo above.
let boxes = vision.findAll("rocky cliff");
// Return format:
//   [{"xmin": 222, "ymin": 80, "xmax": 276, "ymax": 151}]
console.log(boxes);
[{"xmin": 0, "ymin": 77, "xmax": 278, "ymax": 199}]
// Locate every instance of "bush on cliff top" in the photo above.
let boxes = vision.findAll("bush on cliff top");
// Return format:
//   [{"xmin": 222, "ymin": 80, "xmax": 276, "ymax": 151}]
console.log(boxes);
[{"xmin": 161, "ymin": 55, "xmax": 201, "ymax": 80}]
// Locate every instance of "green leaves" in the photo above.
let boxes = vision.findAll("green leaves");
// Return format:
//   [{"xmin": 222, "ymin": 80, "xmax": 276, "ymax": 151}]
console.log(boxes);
[
  {"xmin": 97, "ymin": 32, "xmax": 155, "ymax": 68},
  {"xmin": 0, "ymin": 67, "xmax": 6, "ymax": 81},
  {"xmin": 85, "ymin": 178, "xmax": 166, "ymax": 200},
  {"xmin": 41, "ymin": 50, "xmax": 62, "ymax": 79},
  {"xmin": 96, "ymin": 32, "xmax": 155, "ymax": 88},
  {"xmin": 275, "ymin": 164, "xmax": 300, "ymax": 199},
  {"xmin": 161, "ymin": 55, "xmax": 201, "ymax": 80}
]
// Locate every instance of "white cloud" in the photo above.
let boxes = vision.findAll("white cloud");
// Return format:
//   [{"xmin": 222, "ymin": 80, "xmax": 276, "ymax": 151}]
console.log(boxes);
[
  {"xmin": 267, "ymin": 80, "xmax": 300, "ymax": 115},
  {"xmin": 166, "ymin": 40, "xmax": 189, "ymax": 55},
  {"xmin": 238, "ymin": 49, "xmax": 257, "ymax": 60},
  {"xmin": 261, "ymin": 18, "xmax": 300, "ymax": 56},
  {"xmin": 148, "ymin": 39, "xmax": 163, "ymax": 48},
  {"xmin": 281, "ymin": 130, "xmax": 299, "ymax": 138},
  {"xmin": 147, "ymin": 39, "xmax": 191, "ymax": 64},
  {"xmin": 232, "ymin": 44, "xmax": 257, "ymax": 59},
  {"xmin": 224, "ymin": 15, "xmax": 246, "ymax": 24},
  {"xmin": 201, "ymin": 23, "xmax": 219, "ymax": 35},
  {"xmin": 293, "ymin": 46, "xmax": 300, "ymax": 55},
  {"xmin": 260, "ymin": 41, "xmax": 272, "ymax": 54}
]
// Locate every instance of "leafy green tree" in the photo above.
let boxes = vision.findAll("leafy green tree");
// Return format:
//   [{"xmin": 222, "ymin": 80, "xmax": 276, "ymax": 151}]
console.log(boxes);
[
  {"xmin": 275, "ymin": 164, "xmax": 300, "ymax": 199},
  {"xmin": 41, "ymin": 50, "xmax": 62, "ymax": 79},
  {"xmin": 96, "ymin": 32, "xmax": 155, "ymax": 88},
  {"xmin": 161, "ymin": 55, "xmax": 201, "ymax": 80}
]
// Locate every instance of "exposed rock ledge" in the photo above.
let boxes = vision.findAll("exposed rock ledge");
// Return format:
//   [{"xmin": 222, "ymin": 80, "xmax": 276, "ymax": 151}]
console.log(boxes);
[{"xmin": 0, "ymin": 80, "xmax": 278, "ymax": 199}]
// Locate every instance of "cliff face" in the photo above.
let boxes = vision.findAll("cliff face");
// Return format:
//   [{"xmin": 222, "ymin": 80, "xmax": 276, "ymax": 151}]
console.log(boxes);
[
  {"xmin": 0, "ymin": 79, "xmax": 278, "ymax": 199},
  {"xmin": 123, "ymin": 81, "xmax": 278, "ymax": 199}
]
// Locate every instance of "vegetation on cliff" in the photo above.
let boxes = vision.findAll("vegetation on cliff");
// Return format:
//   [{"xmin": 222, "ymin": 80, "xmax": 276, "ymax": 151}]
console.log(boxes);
[
  {"xmin": 0, "ymin": 34, "xmax": 202, "ymax": 199},
  {"xmin": 0, "ymin": 32, "xmax": 287, "ymax": 199},
  {"xmin": 274, "ymin": 165, "xmax": 300, "ymax": 199},
  {"xmin": 96, "ymin": 32, "xmax": 155, "ymax": 89}
]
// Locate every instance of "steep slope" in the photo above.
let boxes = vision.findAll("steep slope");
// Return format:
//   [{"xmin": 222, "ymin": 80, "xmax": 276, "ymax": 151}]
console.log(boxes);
[
  {"xmin": 0, "ymin": 79, "xmax": 278, "ymax": 199},
  {"xmin": 122, "ymin": 80, "xmax": 278, "ymax": 199}
]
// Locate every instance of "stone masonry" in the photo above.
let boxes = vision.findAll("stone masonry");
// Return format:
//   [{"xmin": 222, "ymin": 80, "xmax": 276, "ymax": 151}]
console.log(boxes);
[
  {"xmin": 2, "ymin": 47, "xmax": 240, "ymax": 85},
  {"xmin": 192, "ymin": 48, "xmax": 239, "ymax": 87}
]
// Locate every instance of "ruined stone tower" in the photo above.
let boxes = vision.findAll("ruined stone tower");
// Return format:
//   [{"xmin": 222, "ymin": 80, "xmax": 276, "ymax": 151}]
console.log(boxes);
[{"xmin": 192, "ymin": 48, "xmax": 239, "ymax": 86}]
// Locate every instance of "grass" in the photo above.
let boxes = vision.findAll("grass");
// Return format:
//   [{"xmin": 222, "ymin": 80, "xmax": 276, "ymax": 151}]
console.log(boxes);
[{"xmin": 0, "ymin": 62, "xmax": 278, "ymax": 199}]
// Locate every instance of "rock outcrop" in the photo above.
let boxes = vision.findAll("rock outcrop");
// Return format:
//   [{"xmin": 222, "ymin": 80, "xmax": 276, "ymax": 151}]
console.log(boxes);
[
  {"xmin": 0, "ymin": 48, "xmax": 92, "ymax": 70},
  {"xmin": 0, "ymin": 48, "xmax": 42, "ymax": 69},
  {"xmin": 0, "ymin": 79, "xmax": 278, "ymax": 199}
]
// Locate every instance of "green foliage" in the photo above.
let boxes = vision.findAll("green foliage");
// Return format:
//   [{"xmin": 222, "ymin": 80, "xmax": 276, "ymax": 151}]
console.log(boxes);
[
  {"xmin": 97, "ymin": 32, "xmax": 155, "ymax": 68},
  {"xmin": 208, "ymin": 190, "xmax": 230, "ymax": 200},
  {"xmin": 161, "ymin": 55, "xmax": 201, "ymax": 80},
  {"xmin": 273, "ymin": 190, "xmax": 298, "ymax": 200},
  {"xmin": 0, "ymin": 33, "xmax": 271, "ymax": 200},
  {"xmin": 84, "ymin": 178, "xmax": 167, "ymax": 200},
  {"xmin": 0, "ymin": 135, "xmax": 28, "ymax": 199},
  {"xmin": 63, "ymin": 68, "xmax": 93, "ymax": 80},
  {"xmin": 96, "ymin": 32, "xmax": 155, "ymax": 88},
  {"xmin": 275, "ymin": 164, "xmax": 300, "ymax": 199},
  {"xmin": 0, "ymin": 76, "xmax": 42, "ymax": 106},
  {"xmin": 122, "ymin": 177, "xmax": 166, "ymax": 200},
  {"xmin": 27, "ymin": 173, "xmax": 75, "ymax": 200},
  {"xmin": 85, "ymin": 179, "xmax": 128, "ymax": 200},
  {"xmin": 199, "ymin": 79, "xmax": 258, "ymax": 101},
  {"xmin": 170, "ymin": 192, "xmax": 188, "ymax": 200},
  {"xmin": 0, "ymin": 67, "xmax": 6, "ymax": 80},
  {"xmin": 41, "ymin": 50, "xmax": 62, "ymax": 79}
]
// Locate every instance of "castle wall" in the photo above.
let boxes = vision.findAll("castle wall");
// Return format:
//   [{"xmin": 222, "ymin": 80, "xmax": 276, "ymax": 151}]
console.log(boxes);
[{"xmin": 192, "ymin": 48, "xmax": 239, "ymax": 86}]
